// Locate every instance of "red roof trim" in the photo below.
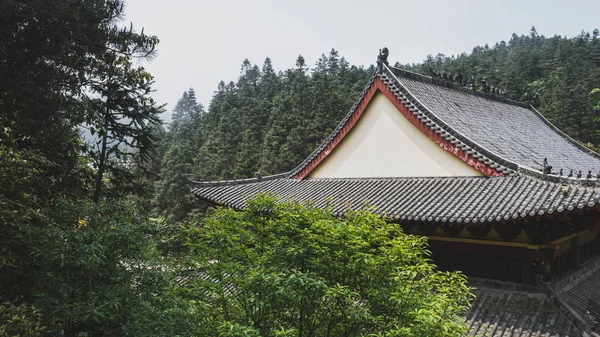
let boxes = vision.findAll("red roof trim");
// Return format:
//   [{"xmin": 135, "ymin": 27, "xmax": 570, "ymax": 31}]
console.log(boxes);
[{"xmin": 293, "ymin": 77, "xmax": 504, "ymax": 179}]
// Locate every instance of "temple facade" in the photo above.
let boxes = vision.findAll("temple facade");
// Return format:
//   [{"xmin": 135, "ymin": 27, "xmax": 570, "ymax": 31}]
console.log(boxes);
[{"xmin": 192, "ymin": 50, "xmax": 600, "ymax": 336}]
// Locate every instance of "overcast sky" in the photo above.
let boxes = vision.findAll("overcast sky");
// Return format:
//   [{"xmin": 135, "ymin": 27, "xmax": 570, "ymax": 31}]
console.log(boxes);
[{"xmin": 124, "ymin": 0, "xmax": 600, "ymax": 121}]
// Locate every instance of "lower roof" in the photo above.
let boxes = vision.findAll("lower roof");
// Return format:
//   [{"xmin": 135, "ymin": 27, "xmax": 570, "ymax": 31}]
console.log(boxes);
[
  {"xmin": 191, "ymin": 175, "xmax": 600, "ymax": 224},
  {"xmin": 467, "ymin": 287, "xmax": 578, "ymax": 336},
  {"xmin": 468, "ymin": 258, "xmax": 600, "ymax": 336}
]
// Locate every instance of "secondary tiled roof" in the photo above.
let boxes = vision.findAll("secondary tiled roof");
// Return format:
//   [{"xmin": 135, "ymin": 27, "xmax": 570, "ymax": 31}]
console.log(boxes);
[
  {"xmin": 557, "ymin": 259, "xmax": 600, "ymax": 334},
  {"xmin": 192, "ymin": 176, "xmax": 600, "ymax": 224},
  {"xmin": 466, "ymin": 287, "xmax": 578, "ymax": 336},
  {"xmin": 467, "ymin": 259, "xmax": 600, "ymax": 336},
  {"xmin": 389, "ymin": 66, "xmax": 600, "ymax": 175}
]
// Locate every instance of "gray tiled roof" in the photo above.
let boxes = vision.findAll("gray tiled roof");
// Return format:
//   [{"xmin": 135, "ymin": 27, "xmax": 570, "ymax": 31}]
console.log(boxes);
[
  {"xmin": 557, "ymin": 259, "xmax": 600, "ymax": 334},
  {"xmin": 192, "ymin": 176, "xmax": 600, "ymax": 224},
  {"xmin": 389, "ymin": 67, "xmax": 600, "ymax": 175},
  {"xmin": 467, "ymin": 259, "xmax": 600, "ymax": 336},
  {"xmin": 466, "ymin": 287, "xmax": 578, "ymax": 336}
]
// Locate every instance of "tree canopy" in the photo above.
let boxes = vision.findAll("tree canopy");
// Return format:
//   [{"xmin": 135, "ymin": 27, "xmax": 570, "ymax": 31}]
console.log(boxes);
[{"xmin": 175, "ymin": 195, "xmax": 472, "ymax": 337}]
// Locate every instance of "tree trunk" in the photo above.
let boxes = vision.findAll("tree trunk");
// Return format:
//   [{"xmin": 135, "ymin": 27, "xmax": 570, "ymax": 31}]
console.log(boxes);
[{"xmin": 93, "ymin": 99, "xmax": 110, "ymax": 203}]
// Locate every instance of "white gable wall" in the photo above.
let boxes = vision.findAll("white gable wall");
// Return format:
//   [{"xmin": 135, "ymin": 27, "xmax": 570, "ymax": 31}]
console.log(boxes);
[{"xmin": 308, "ymin": 92, "xmax": 482, "ymax": 178}]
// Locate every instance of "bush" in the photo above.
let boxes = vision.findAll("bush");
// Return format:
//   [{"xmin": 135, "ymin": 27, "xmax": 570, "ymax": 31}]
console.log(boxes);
[{"xmin": 23, "ymin": 199, "xmax": 188, "ymax": 336}]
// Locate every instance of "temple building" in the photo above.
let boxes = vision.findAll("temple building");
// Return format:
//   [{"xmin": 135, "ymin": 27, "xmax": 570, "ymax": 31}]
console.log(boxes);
[{"xmin": 192, "ymin": 50, "xmax": 600, "ymax": 336}]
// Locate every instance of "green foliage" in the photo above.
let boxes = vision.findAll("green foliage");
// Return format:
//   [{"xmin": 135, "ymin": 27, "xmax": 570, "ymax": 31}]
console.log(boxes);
[
  {"xmin": 3, "ymin": 6, "xmax": 599, "ymax": 334},
  {"xmin": 175, "ymin": 195, "xmax": 472, "ymax": 337},
  {"xmin": 592, "ymin": 88, "xmax": 600, "ymax": 112},
  {"xmin": 0, "ymin": 302, "xmax": 44, "ymax": 337},
  {"xmin": 0, "ymin": 1, "xmax": 191, "ymax": 336},
  {"xmin": 22, "ymin": 199, "xmax": 191, "ymax": 336},
  {"xmin": 81, "ymin": 20, "xmax": 164, "ymax": 203},
  {"xmin": 0, "ymin": 129, "xmax": 64, "ymax": 300},
  {"xmin": 152, "ymin": 89, "xmax": 206, "ymax": 223}
]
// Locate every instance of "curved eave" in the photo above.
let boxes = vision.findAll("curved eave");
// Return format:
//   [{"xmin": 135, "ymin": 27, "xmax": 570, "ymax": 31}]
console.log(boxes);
[
  {"xmin": 192, "ymin": 176, "xmax": 600, "ymax": 225},
  {"xmin": 386, "ymin": 66, "xmax": 600, "ymax": 178},
  {"xmin": 189, "ymin": 172, "xmax": 293, "ymax": 188}
]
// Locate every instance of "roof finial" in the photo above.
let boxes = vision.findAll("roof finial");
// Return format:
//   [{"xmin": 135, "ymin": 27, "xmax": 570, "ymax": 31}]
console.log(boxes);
[
  {"xmin": 568, "ymin": 170, "xmax": 573, "ymax": 178},
  {"xmin": 377, "ymin": 47, "xmax": 389, "ymax": 71},
  {"xmin": 577, "ymin": 170, "xmax": 582, "ymax": 179},
  {"xmin": 587, "ymin": 170, "xmax": 593, "ymax": 179}
]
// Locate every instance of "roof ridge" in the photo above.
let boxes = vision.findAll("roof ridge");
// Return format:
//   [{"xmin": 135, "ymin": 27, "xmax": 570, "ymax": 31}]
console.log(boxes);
[
  {"xmin": 388, "ymin": 66, "xmax": 530, "ymax": 108},
  {"xmin": 301, "ymin": 176, "xmax": 499, "ymax": 182},
  {"xmin": 516, "ymin": 166, "xmax": 600, "ymax": 186},
  {"xmin": 189, "ymin": 171, "xmax": 292, "ymax": 188}
]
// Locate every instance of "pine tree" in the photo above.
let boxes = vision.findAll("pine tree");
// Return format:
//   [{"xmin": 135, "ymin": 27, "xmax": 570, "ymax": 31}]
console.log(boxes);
[{"xmin": 85, "ymin": 53, "xmax": 165, "ymax": 202}]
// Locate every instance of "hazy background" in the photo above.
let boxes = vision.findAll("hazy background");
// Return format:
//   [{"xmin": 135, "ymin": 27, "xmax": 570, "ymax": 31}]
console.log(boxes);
[{"xmin": 124, "ymin": 0, "xmax": 600, "ymax": 121}]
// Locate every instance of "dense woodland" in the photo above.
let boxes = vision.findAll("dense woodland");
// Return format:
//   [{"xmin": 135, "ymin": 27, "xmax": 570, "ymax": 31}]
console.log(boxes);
[{"xmin": 1, "ymin": 0, "xmax": 599, "ymax": 335}]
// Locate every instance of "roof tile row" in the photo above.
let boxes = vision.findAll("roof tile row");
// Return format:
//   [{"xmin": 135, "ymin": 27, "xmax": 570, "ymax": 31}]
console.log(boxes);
[{"xmin": 192, "ymin": 176, "xmax": 600, "ymax": 224}]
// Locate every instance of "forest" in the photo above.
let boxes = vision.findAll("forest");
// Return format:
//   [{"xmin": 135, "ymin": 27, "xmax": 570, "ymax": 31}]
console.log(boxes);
[{"xmin": 1, "ymin": 0, "xmax": 599, "ymax": 336}]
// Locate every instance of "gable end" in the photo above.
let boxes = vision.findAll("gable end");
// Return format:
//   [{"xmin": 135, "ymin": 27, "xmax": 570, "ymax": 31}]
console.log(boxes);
[{"xmin": 292, "ymin": 75, "xmax": 505, "ymax": 179}]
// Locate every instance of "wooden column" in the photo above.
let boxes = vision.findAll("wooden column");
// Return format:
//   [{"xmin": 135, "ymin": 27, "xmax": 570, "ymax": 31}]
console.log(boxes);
[
  {"xmin": 536, "ymin": 246, "xmax": 556, "ymax": 282},
  {"xmin": 520, "ymin": 246, "xmax": 556, "ymax": 284},
  {"xmin": 521, "ymin": 256, "xmax": 534, "ymax": 284},
  {"xmin": 570, "ymin": 237, "xmax": 581, "ymax": 270}
]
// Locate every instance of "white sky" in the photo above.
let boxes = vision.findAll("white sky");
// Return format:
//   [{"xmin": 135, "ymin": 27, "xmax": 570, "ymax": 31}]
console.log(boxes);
[{"xmin": 124, "ymin": 0, "xmax": 600, "ymax": 121}]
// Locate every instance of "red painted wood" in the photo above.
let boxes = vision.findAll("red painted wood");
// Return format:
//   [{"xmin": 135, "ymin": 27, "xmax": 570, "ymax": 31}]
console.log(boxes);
[{"xmin": 293, "ymin": 77, "xmax": 504, "ymax": 178}]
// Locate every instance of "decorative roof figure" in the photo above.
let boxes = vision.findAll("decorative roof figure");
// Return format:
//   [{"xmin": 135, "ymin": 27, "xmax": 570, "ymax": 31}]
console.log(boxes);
[
  {"xmin": 376, "ymin": 47, "xmax": 389, "ymax": 71},
  {"xmin": 542, "ymin": 158, "xmax": 552, "ymax": 174}
]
